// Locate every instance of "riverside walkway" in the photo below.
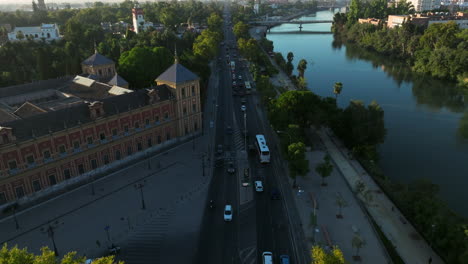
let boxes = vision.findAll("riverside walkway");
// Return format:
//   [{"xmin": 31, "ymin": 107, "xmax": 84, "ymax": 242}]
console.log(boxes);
[{"xmin": 318, "ymin": 129, "xmax": 444, "ymax": 264}]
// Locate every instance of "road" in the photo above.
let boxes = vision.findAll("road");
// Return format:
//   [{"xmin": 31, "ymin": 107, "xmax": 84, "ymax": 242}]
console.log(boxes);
[{"xmin": 196, "ymin": 3, "xmax": 302, "ymax": 264}]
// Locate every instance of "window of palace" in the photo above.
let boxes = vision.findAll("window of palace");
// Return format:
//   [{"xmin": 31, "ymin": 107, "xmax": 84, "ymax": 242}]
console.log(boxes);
[
  {"xmin": 155, "ymin": 116, "xmax": 160, "ymax": 123},
  {"xmin": 115, "ymin": 150, "xmax": 121, "ymax": 160},
  {"xmin": 91, "ymin": 159, "xmax": 98, "ymax": 169},
  {"xmin": 166, "ymin": 133, "xmax": 171, "ymax": 141},
  {"xmin": 32, "ymin": 180, "xmax": 41, "ymax": 192},
  {"xmin": 158, "ymin": 135, "xmax": 161, "ymax": 144},
  {"xmin": 63, "ymin": 169, "xmax": 71, "ymax": 179},
  {"xmin": 73, "ymin": 141, "xmax": 80, "ymax": 149},
  {"xmin": 135, "ymin": 122, "xmax": 140, "ymax": 129},
  {"xmin": 49, "ymin": 174, "xmax": 57, "ymax": 185},
  {"xmin": 183, "ymin": 107, "xmax": 187, "ymax": 115},
  {"xmin": 78, "ymin": 164, "xmax": 85, "ymax": 174},
  {"xmin": 87, "ymin": 137, "xmax": 93, "ymax": 145},
  {"xmin": 104, "ymin": 155, "xmax": 110, "ymax": 164},
  {"xmin": 100, "ymin": 133, "xmax": 106, "ymax": 141},
  {"xmin": 192, "ymin": 86, "xmax": 195, "ymax": 96},
  {"xmin": 0, "ymin": 192, "xmax": 6, "ymax": 205},
  {"xmin": 59, "ymin": 145, "xmax": 66, "ymax": 154},
  {"xmin": 124, "ymin": 126, "xmax": 129, "ymax": 133},
  {"xmin": 193, "ymin": 104, "xmax": 196, "ymax": 112},
  {"xmin": 8, "ymin": 160, "xmax": 17, "ymax": 170},
  {"xmin": 15, "ymin": 186, "xmax": 25, "ymax": 198},
  {"xmin": 164, "ymin": 112, "xmax": 169, "ymax": 120},
  {"xmin": 137, "ymin": 142, "xmax": 142, "ymax": 151},
  {"xmin": 26, "ymin": 155, "xmax": 35, "ymax": 164},
  {"xmin": 43, "ymin": 150, "xmax": 51, "ymax": 159},
  {"xmin": 194, "ymin": 122, "xmax": 198, "ymax": 131},
  {"xmin": 127, "ymin": 146, "xmax": 132, "ymax": 155},
  {"xmin": 145, "ymin": 119, "xmax": 150, "ymax": 126},
  {"xmin": 182, "ymin": 88, "xmax": 186, "ymax": 98},
  {"xmin": 147, "ymin": 138, "xmax": 152, "ymax": 147},
  {"xmin": 112, "ymin": 129, "xmax": 118, "ymax": 136}
]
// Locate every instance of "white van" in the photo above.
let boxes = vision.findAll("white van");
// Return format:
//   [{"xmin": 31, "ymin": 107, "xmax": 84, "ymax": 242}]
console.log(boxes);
[{"xmin": 262, "ymin": 251, "xmax": 273, "ymax": 264}]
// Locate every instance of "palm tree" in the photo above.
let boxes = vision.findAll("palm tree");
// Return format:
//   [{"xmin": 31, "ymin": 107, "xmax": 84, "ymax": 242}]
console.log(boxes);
[
  {"xmin": 297, "ymin": 59, "xmax": 307, "ymax": 78},
  {"xmin": 335, "ymin": 194, "xmax": 348, "ymax": 218},
  {"xmin": 333, "ymin": 82, "xmax": 343, "ymax": 99},
  {"xmin": 352, "ymin": 235, "xmax": 366, "ymax": 260}
]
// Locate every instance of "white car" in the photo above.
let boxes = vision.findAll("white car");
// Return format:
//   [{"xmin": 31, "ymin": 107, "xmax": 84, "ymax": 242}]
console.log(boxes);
[
  {"xmin": 241, "ymin": 105, "xmax": 246, "ymax": 112},
  {"xmin": 255, "ymin": 181, "xmax": 263, "ymax": 192},
  {"xmin": 238, "ymin": 75, "xmax": 242, "ymax": 80},
  {"xmin": 232, "ymin": 81, "xmax": 237, "ymax": 86},
  {"xmin": 224, "ymin": 205, "xmax": 233, "ymax": 221},
  {"xmin": 232, "ymin": 74, "xmax": 236, "ymax": 79}
]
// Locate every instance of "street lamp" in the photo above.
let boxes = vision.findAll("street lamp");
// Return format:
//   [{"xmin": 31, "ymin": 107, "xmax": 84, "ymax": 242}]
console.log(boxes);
[
  {"xmin": 134, "ymin": 182, "xmax": 146, "ymax": 210},
  {"xmin": 41, "ymin": 220, "xmax": 61, "ymax": 256},
  {"xmin": 3, "ymin": 202, "xmax": 20, "ymax": 230},
  {"xmin": 276, "ymin": 130, "xmax": 292, "ymax": 144},
  {"xmin": 147, "ymin": 152, "xmax": 151, "ymax": 170}
]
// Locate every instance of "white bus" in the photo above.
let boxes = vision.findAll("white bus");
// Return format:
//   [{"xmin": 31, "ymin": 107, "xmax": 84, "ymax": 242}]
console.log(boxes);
[
  {"xmin": 230, "ymin": 61, "xmax": 235, "ymax": 71},
  {"xmin": 255, "ymin": 134, "xmax": 271, "ymax": 164},
  {"xmin": 245, "ymin": 81, "xmax": 252, "ymax": 94}
]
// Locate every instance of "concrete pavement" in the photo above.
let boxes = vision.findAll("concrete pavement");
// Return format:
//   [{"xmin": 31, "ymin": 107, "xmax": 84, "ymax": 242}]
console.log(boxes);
[
  {"xmin": 294, "ymin": 148, "xmax": 389, "ymax": 263},
  {"xmin": 318, "ymin": 128, "xmax": 444, "ymax": 264}
]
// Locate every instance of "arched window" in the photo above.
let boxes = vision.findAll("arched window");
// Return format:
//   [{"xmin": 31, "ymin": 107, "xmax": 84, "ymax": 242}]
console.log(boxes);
[{"xmin": 47, "ymin": 33, "xmax": 50, "ymax": 38}]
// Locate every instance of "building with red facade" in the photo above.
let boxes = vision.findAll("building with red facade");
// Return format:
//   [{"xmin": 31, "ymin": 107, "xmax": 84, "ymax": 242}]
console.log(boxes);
[{"xmin": 0, "ymin": 53, "xmax": 201, "ymax": 205}]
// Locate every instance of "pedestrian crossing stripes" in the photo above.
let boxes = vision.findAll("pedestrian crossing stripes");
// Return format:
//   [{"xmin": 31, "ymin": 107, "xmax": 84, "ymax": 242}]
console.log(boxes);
[
  {"xmin": 232, "ymin": 112, "xmax": 245, "ymax": 151},
  {"xmin": 239, "ymin": 246, "xmax": 257, "ymax": 264},
  {"xmin": 118, "ymin": 208, "xmax": 174, "ymax": 264}
]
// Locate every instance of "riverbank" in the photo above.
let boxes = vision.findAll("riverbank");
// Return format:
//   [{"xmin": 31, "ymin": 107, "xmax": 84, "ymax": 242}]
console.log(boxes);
[{"xmin": 250, "ymin": 24, "xmax": 446, "ymax": 263}]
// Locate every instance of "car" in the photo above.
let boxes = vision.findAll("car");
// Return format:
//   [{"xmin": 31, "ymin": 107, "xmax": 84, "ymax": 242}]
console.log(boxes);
[
  {"xmin": 217, "ymin": 144, "xmax": 223, "ymax": 155},
  {"xmin": 271, "ymin": 188, "xmax": 280, "ymax": 200},
  {"xmin": 255, "ymin": 181, "xmax": 263, "ymax": 192},
  {"xmin": 262, "ymin": 252, "xmax": 273, "ymax": 264},
  {"xmin": 232, "ymin": 81, "xmax": 237, "ymax": 86},
  {"xmin": 226, "ymin": 126, "xmax": 233, "ymax": 134},
  {"xmin": 85, "ymin": 260, "xmax": 93, "ymax": 264},
  {"xmin": 238, "ymin": 75, "xmax": 242, "ymax": 80},
  {"xmin": 215, "ymin": 157, "xmax": 224, "ymax": 168},
  {"xmin": 224, "ymin": 205, "xmax": 233, "ymax": 221},
  {"xmin": 280, "ymin": 255, "xmax": 290, "ymax": 264},
  {"xmin": 227, "ymin": 161, "xmax": 236, "ymax": 174},
  {"xmin": 241, "ymin": 97, "xmax": 247, "ymax": 104},
  {"xmin": 241, "ymin": 105, "xmax": 246, "ymax": 111},
  {"xmin": 232, "ymin": 74, "xmax": 236, "ymax": 79}
]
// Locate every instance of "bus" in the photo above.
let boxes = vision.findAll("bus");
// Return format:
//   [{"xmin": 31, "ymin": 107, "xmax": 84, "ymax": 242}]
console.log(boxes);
[
  {"xmin": 255, "ymin": 134, "xmax": 270, "ymax": 164},
  {"xmin": 230, "ymin": 61, "xmax": 235, "ymax": 71},
  {"xmin": 245, "ymin": 81, "xmax": 251, "ymax": 94}
]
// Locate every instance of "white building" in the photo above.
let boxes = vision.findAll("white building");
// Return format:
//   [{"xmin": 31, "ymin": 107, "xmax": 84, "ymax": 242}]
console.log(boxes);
[
  {"xmin": 132, "ymin": 4, "xmax": 151, "ymax": 34},
  {"xmin": 409, "ymin": 0, "xmax": 439, "ymax": 12},
  {"xmin": 8, "ymin": 23, "xmax": 61, "ymax": 42}
]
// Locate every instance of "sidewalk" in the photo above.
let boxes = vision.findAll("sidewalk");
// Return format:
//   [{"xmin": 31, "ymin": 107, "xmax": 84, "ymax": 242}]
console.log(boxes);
[
  {"xmin": 318, "ymin": 128, "xmax": 444, "ymax": 264},
  {"xmin": 292, "ymin": 147, "xmax": 389, "ymax": 263}
]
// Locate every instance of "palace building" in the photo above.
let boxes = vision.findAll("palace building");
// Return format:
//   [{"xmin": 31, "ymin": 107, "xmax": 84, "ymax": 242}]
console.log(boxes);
[{"xmin": 0, "ymin": 53, "xmax": 202, "ymax": 205}]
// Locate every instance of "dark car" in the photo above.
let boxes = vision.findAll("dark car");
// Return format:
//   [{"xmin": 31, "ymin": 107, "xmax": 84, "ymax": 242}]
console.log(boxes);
[
  {"xmin": 271, "ymin": 188, "xmax": 281, "ymax": 200},
  {"xmin": 226, "ymin": 126, "xmax": 233, "ymax": 134},
  {"xmin": 227, "ymin": 161, "xmax": 236, "ymax": 174},
  {"xmin": 215, "ymin": 157, "xmax": 223, "ymax": 168},
  {"xmin": 280, "ymin": 255, "xmax": 290, "ymax": 264}
]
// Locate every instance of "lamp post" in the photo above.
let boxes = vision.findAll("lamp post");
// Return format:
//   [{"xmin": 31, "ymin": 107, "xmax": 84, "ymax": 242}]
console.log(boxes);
[
  {"xmin": 3, "ymin": 202, "xmax": 20, "ymax": 230},
  {"xmin": 41, "ymin": 220, "xmax": 62, "ymax": 256},
  {"xmin": 134, "ymin": 182, "xmax": 146, "ymax": 210},
  {"xmin": 276, "ymin": 130, "xmax": 292, "ymax": 144},
  {"xmin": 147, "ymin": 152, "xmax": 151, "ymax": 170}
]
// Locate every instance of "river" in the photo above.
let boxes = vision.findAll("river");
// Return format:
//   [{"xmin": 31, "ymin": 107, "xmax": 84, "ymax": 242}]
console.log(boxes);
[{"xmin": 266, "ymin": 10, "xmax": 468, "ymax": 217}]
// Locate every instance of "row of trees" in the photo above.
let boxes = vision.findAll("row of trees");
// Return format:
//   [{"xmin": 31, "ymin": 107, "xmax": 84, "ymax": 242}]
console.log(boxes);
[
  {"xmin": 334, "ymin": 0, "xmax": 468, "ymax": 87},
  {"xmin": 272, "ymin": 51, "xmax": 308, "ymax": 90},
  {"xmin": 0, "ymin": 1, "xmax": 223, "ymax": 88},
  {"xmin": 0, "ymin": 244, "xmax": 121, "ymax": 264}
]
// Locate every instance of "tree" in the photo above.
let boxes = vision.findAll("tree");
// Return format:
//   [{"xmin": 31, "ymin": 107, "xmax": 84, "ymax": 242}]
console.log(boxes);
[
  {"xmin": 287, "ymin": 142, "xmax": 309, "ymax": 187},
  {"xmin": 297, "ymin": 77, "xmax": 308, "ymax": 91},
  {"xmin": 287, "ymin": 51, "xmax": 294, "ymax": 63},
  {"xmin": 207, "ymin": 13, "xmax": 223, "ymax": 33},
  {"xmin": 335, "ymin": 194, "xmax": 348, "ymax": 218},
  {"xmin": 118, "ymin": 46, "xmax": 173, "ymax": 88},
  {"xmin": 297, "ymin": 59, "xmax": 307, "ymax": 78},
  {"xmin": 315, "ymin": 154, "xmax": 333, "ymax": 186},
  {"xmin": 0, "ymin": 244, "xmax": 123, "ymax": 264},
  {"xmin": 193, "ymin": 30, "xmax": 221, "ymax": 60},
  {"xmin": 352, "ymin": 235, "xmax": 366, "ymax": 260},
  {"xmin": 311, "ymin": 245, "xmax": 346, "ymax": 264},
  {"xmin": 233, "ymin": 21, "xmax": 249, "ymax": 39},
  {"xmin": 333, "ymin": 82, "xmax": 343, "ymax": 99}
]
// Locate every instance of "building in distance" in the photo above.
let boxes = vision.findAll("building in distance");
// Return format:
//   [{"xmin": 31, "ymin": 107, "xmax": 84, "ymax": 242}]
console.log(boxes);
[{"xmin": 7, "ymin": 23, "xmax": 61, "ymax": 42}]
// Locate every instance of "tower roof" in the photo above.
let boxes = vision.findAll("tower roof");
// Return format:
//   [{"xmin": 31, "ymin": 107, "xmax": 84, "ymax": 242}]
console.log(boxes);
[
  {"xmin": 155, "ymin": 62, "xmax": 199, "ymax": 84},
  {"xmin": 82, "ymin": 52, "xmax": 114, "ymax": 67},
  {"xmin": 107, "ymin": 74, "xmax": 129, "ymax": 87}
]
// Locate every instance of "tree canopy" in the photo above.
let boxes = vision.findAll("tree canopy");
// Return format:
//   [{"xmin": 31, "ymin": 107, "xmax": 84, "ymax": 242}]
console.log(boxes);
[{"xmin": 0, "ymin": 244, "xmax": 123, "ymax": 264}]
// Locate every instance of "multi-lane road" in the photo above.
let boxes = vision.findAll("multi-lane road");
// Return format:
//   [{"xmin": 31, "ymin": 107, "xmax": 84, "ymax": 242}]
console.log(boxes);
[{"xmin": 196, "ymin": 4, "xmax": 304, "ymax": 264}]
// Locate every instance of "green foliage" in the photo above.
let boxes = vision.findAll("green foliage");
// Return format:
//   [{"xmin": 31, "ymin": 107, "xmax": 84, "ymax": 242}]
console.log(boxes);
[
  {"xmin": 258, "ymin": 37, "xmax": 274, "ymax": 53},
  {"xmin": 233, "ymin": 21, "xmax": 250, "ymax": 39},
  {"xmin": 297, "ymin": 59, "xmax": 308, "ymax": 78},
  {"xmin": 118, "ymin": 46, "xmax": 173, "ymax": 89},
  {"xmin": 207, "ymin": 13, "xmax": 223, "ymax": 33},
  {"xmin": 287, "ymin": 142, "xmax": 309, "ymax": 180},
  {"xmin": 0, "ymin": 244, "xmax": 123, "ymax": 264},
  {"xmin": 333, "ymin": 82, "xmax": 343, "ymax": 98},
  {"xmin": 315, "ymin": 154, "xmax": 333, "ymax": 185},
  {"xmin": 335, "ymin": 13, "xmax": 468, "ymax": 86},
  {"xmin": 193, "ymin": 29, "xmax": 221, "ymax": 59},
  {"xmin": 311, "ymin": 245, "xmax": 346, "ymax": 264},
  {"xmin": 333, "ymin": 100, "xmax": 386, "ymax": 149}
]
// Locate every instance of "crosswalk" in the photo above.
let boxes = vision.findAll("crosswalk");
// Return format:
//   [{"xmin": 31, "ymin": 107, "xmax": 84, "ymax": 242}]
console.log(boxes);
[
  {"xmin": 118, "ymin": 208, "xmax": 175, "ymax": 264},
  {"xmin": 232, "ymin": 112, "xmax": 246, "ymax": 151}
]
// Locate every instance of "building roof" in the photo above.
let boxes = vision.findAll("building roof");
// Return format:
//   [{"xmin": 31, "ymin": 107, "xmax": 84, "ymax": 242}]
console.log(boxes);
[
  {"xmin": 155, "ymin": 62, "xmax": 199, "ymax": 84},
  {"xmin": 81, "ymin": 52, "xmax": 115, "ymax": 67},
  {"xmin": 13, "ymin": 102, "xmax": 47, "ymax": 119},
  {"xmin": 108, "ymin": 86, "xmax": 133, "ymax": 96},
  {"xmin": 107, "ymin": 74, "xmax": 129, "ymax": 87},
  {"xmin": 2, "ymin": 85, "xmax": 174, "ymax": 141}
]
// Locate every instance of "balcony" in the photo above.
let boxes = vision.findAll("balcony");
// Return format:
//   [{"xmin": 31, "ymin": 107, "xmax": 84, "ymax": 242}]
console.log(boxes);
[
  {"xmin": 8, "ymin": 168, "xmax": 19, "ymax": 175},
  {"xmin": 73, "ymin": 147, "xmax": 82, "ymax": 153},
  {"xmin": 100, "ymin": 139, "xmax": 108, "ymax": 144},
  {"xmin": 87, "ymin": 143, "xmax": 95, "ymax": 148},
  {"xmin": 26, "ymin": 162, "xmax": 37, "ymax": 168},
  {"xmin": 43, "ymin": 157, "xmax": 53, "ymax": 163}
]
